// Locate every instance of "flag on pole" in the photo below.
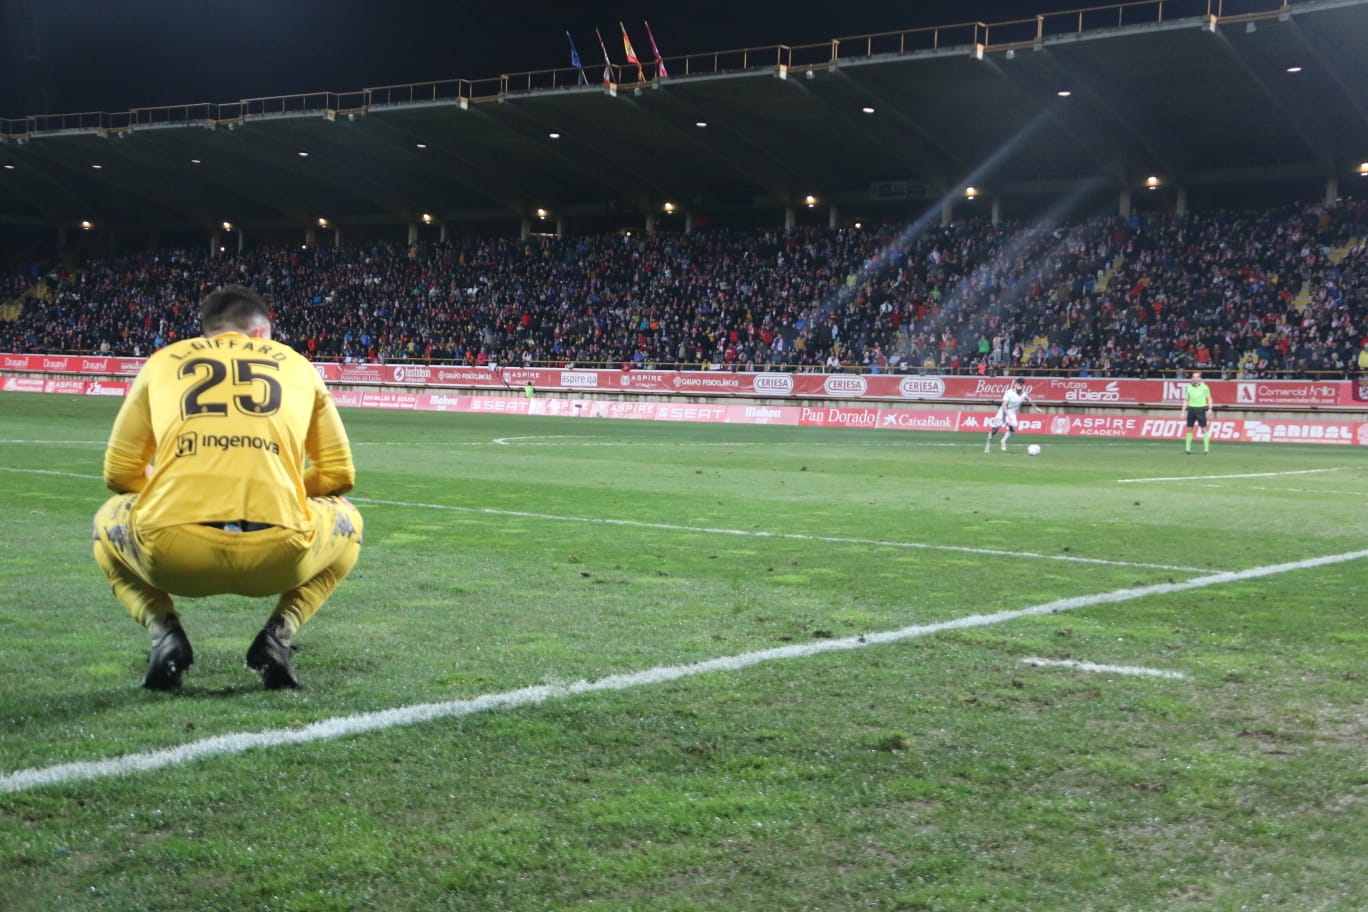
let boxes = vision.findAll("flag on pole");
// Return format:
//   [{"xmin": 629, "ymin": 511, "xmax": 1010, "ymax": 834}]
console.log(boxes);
[
  {"xmin": 566, "ymin": 32, "xmax": 587, "ymax": 85},
  {"xmin": 595, "ymin": 28, "xmax": 613, "ymax": 85},
  {"xmin": 644, "ymin": 21, "xmax": 669, "ymax": 80},
  {"xmin": 621, "ymin": 22, "xmax": 645, "ymax": 82}
]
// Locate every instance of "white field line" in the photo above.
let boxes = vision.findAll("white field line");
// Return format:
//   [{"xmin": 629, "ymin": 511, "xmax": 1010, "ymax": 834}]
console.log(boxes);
[
  {"xmin": 1243, "ymin": 486, "xmax": 1367, "ymax": 498},
  {"xmin": 493, "ymin": 435, "xmax": 590, "ymax": 445},
  {"xmin": 0, "ymin": 466, "xmax": 101, "ymax": 479},
  {"xmin": 1021, "ymin": 657, "xmax": 1187, "ymax": 679},
  {"xmin": 0, "ymin": 439, "xmax": 106, "ymax": 446},
  {"xmin": 481, "ymin": 439, "xmax": 974, "ymax": 449},
  {"xmin": 0, "ymin": 437, "xmax": 957, "ymax": 451},
  {"xmin": 3, "ymin": 546, "xmax": 1363, "ymax": 796},
  {"xmin": 0, "ymin": 436, "xmax": 1097, "ymax": 452},
  {"xmin": 352, "ymin": 496, "xmax": 1209, "ymax": 573},
  {"xmin": 0, "ymin": 465, "xmax": 1210, "ymax": 571},
  {"xmin": 1117, "ymin": 468, "xmax": 1344, "ymax": 484},
  {"xmin": 0, "ymin": 437, "xmax": 507, "ymax": 450}
]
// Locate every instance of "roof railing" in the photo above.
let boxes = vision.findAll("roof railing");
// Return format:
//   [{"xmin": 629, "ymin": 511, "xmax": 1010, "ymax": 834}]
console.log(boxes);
[
  {"xmin": 0, "ymin": 0, "xmax": 1300, "ymax": 143},
  {"xmin": 364, "ymin": 79, "xmax": 473, "ymax": 109}
]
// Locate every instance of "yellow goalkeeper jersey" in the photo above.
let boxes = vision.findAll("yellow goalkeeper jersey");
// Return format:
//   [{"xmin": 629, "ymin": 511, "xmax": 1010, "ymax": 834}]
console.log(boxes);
[{"xmin": 102, "ymin": 332, "xmax": 355, "ymax": 532}]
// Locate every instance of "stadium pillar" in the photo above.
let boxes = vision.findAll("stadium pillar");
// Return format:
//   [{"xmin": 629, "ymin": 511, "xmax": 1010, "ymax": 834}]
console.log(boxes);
[
  {"xmin": 1325, "ymin": 175, "xmax": 1339, "ymax": 205},
  {"xmin": 210, "ymin": 229, "xmax": 221, "ymax": 258},
  {"xmin": 556, "ymin": 216, "xmax": 565, "ymax": 238},
  {"xmin": 785, "ymin": 207, "xmax": 796, "ymax": 231},
  {"xmin": 440, "ymin": 222, "xmax": 448, "ymax": 243},
  {"xmin": 1176, "ymin": 187, "xmax": 1188, "ymax": 216},
  {"xmin": 520, "ymin": 217, "xmax": 531, "ymax": 240},
  {"xmin": 828, "ymin": 204, "xmax": 838, "ymax": 229},
  {"xmin": 991, "ymin": 196, "xmax": 1002, "ymax": 226},
  {"xmin": 407, "ymin": 222, "xmax": 418, "ymax": 245},
  {"xmin": 1119, "ymin": 188, "xmax": 1132, "ymax": 217},
  {"xmin": 685, "ymin": 211, "xmax": 694, "ymax": 234},
  {"xmin": 333, "ymin": 226, "xmax": 341, "ymax": 247},
  {"xmin": 305, "ymin": 226, "xmax": 317, "ymax": 247},
  {"xmin": 940, "ymin": 200, "xmax": 952, "ymax": 226},
  {"xmin": 646, "ymin": 212, "xmax": 657, "ymax": 235}
]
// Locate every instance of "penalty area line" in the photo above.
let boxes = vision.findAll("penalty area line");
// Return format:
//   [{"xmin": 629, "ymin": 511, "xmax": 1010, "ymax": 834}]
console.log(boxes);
[
  {"xmin": 1118, "ymin": 468, "xmax": 1344, "ymax": 484},
  {"xmin": 351, "ymin": 496, "xmax": 1209, "ymax": 573},
  {"xmin": 3, "ymin": 547, "xmax": 1364, "ymax": 795},
  {"xmin": 0, "ymin": 465, "xmax": 1209, "ymax": 572}
]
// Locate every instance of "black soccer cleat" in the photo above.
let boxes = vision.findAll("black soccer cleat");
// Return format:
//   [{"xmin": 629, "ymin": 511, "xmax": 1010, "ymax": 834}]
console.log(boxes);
[
  {"xmin": 143, "ymin": 623, "xmax": 194, "ymax": 691},
  {"xmin": 245, "ymin": 625, "xmax": 299, "ymax": 690}
]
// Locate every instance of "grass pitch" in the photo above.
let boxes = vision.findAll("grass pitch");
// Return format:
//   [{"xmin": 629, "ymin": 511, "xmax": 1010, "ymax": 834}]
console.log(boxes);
[{"xmin": 1, "ymin": 392, "xmax": 1365, "ymax": 911}]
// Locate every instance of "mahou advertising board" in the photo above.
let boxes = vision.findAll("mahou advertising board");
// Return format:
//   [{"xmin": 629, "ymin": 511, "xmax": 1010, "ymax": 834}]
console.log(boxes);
[
  {"xmin": 6, "ymin": 374, "xmax": 1364, "ymax": 445},
  {"xmin": 5, "ymin": 353, "xmax": 1366, "ymax": 409},
  {"xmin": 322, "ymin": 364, "xmax": 1368, "ymax": 409},
  {"xmin": 2, "ymin": 352, "xmax": 1368, "ymax": 407},
  {"xmin": 322, "ymin": 392, "xmax": 1368, "ymax": 446},
  {"xmin": 4, "ymin": 353, "xmax": 1366, "ymax": 444}
]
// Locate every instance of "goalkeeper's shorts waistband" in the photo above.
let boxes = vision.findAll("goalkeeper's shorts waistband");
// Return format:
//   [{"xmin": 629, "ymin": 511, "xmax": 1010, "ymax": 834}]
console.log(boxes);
[{"xmin": 199, "ymin": 520, "xmax": 276, "ymax": 533}]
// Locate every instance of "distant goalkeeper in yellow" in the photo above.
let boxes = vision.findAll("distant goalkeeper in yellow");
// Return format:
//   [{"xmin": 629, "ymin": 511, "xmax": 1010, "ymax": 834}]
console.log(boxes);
[{"xmin": 93, "ymin": 286, "xmax": 364, "ymax": 690}]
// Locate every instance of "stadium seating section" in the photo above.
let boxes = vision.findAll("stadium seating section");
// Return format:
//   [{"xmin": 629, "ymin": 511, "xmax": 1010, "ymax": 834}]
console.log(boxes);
[{"xmin": 3, "ymin": 202, "xmax": 1366, "ymax": 380}]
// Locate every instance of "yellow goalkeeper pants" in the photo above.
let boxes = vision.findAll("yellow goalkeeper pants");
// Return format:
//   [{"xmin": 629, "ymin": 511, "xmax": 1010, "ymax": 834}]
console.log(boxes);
[{"xmin": 93, "ymin": 494, "xmax": 363, "ymax": 635}]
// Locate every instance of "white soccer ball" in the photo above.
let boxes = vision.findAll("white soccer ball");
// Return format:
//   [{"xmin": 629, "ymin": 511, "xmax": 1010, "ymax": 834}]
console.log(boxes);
[{"xmin": 1027, "ymin": 444, "xmax": 1042, "ymax": 456}]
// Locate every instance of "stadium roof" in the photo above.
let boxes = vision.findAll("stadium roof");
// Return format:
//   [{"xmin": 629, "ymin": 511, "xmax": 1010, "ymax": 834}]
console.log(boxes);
[{"xmin": 3, "ymin": 0, "xmax": 1368, "ymax": 235}]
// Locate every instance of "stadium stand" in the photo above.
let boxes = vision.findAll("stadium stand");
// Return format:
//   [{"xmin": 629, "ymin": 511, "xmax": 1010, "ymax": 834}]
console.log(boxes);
[
  {"xmin": 3, "ymin": 201, "xmax": 1366, "ymax": 380},
  {"xmin": 4, "ymin": 0, "xmax": 1368, "ymax": 386}
]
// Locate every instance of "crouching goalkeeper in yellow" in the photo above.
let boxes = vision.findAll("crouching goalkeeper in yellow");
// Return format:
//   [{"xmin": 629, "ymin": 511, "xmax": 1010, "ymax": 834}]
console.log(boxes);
[{"xmin": 93, "ymin": 285, "xmax": 363, "ymax": 690}]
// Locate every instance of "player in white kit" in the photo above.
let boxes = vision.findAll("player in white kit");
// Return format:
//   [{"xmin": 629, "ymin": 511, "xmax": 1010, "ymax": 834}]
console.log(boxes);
[{"xmin": 985, "ymin": 378, "xmax": 1040, "ymax": 452}]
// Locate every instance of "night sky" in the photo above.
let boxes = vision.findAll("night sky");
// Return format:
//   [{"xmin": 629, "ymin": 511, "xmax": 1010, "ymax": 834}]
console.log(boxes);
[{"xmin": 3, "ymin": 0, "xmax": 1069, "ymax": 118}]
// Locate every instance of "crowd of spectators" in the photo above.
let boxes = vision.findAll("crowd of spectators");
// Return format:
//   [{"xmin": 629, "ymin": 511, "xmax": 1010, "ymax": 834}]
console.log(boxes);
[{"xmin": 3, "ymin": 200, "xmax": 1367, "ymax": 380}]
